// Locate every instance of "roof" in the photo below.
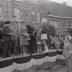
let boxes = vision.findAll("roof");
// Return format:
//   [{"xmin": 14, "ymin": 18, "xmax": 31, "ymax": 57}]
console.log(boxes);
[
  {"xmin": 47, "ymin": 1, "xmax": 72, "ymax": 17},
  {"xmin": 15, "ymin": 0, "xmax": 72, "ymax": 18},
  {"xmin": 24, "ymin": 0, "xmax": 72, "ymax": 17}
]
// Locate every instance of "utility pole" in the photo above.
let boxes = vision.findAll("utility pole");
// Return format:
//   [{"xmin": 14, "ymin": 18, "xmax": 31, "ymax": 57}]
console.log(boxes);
[{"xmin": 7, "ymin": 0, "xmax": 9, "ymax": 21}]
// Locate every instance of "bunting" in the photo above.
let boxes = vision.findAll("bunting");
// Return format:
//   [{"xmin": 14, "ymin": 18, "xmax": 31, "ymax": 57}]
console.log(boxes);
[{"xmin": 0, "ymin": 49, "xmax": 64, "ymax": 72}]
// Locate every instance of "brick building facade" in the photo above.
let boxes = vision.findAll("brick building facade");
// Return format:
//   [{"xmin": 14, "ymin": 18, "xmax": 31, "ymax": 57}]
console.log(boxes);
[{"xmin": 0, "ymin": 0, "xmax": 72, "ymax": 34}]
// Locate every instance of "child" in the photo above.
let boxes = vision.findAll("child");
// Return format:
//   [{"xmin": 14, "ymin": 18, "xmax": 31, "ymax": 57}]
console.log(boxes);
[{"xmin": 41, "ymin": 33, "xmax": 48, "ymax": 53}]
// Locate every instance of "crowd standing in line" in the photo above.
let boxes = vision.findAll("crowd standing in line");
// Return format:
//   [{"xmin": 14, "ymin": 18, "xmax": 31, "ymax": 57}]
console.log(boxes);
[
  {"xmin": 0, "ymin": 21, "xmax": 72, "ymax": 72},
  {"xmin": 0, "ymin": 21, "xmax": 71, "ymax": 56}
]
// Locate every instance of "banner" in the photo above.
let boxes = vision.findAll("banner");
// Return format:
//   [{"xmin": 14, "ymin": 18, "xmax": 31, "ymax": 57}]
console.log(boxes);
[{"xmin": 0, "ymin": 49, "xmax": 64, "ymax": 72}]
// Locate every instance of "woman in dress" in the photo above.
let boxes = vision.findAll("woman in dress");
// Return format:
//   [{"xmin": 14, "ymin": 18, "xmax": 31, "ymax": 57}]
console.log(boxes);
[{"xmin": 20, "ymin": 24, "xmax": 29, "ymax": 55}]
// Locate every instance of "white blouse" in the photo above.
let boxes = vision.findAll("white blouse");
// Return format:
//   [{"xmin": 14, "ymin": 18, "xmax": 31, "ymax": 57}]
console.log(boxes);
[{"xmin": 41, "ymin": 34, "xmax": 47, "ymax": 40}]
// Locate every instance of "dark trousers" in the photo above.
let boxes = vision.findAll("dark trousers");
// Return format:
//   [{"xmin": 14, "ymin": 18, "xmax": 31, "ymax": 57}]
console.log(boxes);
[
  {"xmin": 2, "ymin": 40, "xmax": 12, "ymax": 58},
  {"xmin": 28, "ymin": 35, "xmax": 37, "ymax": 54},
  {"xmin": 20, "ymin": 45, "xmax": 29, "ymax": 54}
]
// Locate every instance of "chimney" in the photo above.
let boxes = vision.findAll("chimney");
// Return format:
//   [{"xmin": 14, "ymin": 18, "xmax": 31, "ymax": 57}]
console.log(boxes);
[{"xmin": 62, "ymin": 2, "xmax": 67, "ymax": 6}]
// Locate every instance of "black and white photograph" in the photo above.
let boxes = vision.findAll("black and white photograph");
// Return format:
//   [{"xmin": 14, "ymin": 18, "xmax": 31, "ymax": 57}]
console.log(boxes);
[{"xmin": 0, "ymin": 0, "xmax": 72, "ymax": 72}]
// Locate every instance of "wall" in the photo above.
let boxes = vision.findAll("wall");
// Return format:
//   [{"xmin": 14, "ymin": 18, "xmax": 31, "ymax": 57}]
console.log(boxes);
[{"xmin": 0, "ymin": 0, "xmax": 72, "ymax": 34}]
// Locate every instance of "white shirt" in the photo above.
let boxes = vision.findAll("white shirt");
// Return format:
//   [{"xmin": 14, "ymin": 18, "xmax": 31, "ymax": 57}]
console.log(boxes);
[{"xmin": 41, "ymin": 34, "xmax": 47, "ymax": 40}]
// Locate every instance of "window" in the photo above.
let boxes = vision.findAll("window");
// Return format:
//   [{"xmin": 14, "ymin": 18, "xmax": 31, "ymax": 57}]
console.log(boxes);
[
  {"xmin": 63, "ymin": 21, "xmax": 65, "ymax": 27},
  {"xmin": 14, "ymin": 8, "xmax": 21, "ymax": 21},
  {"xmin": 0, "ymin": 7, "xmax": 3, "ymax": 20},
  {"xmin": 50, "ymin": 20, "xmax": 58, "ymax": 28},
  {"xmin": 32, "ymin": 11, "xmax": 35, "ymax": 16},
  {"xmin": 31, "ymin": 11, "xmax": 37, "ymax": 22},
  {"xmin": 68, "ymin": 22, "xmax": 70, "ymax": 27},
  {"xmin": 37, "ymin": 12, "xmax": 40, "ymax": 23},
  {"xmin": 68, "ymin": 22, "xmax": 72, "ymax": 28}
]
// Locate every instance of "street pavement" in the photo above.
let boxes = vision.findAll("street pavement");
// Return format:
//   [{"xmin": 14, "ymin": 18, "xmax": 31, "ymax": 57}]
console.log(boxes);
[
  {"xmin": 14, "ymin": 66, "xmax": 68, "ymax": 72},
  {"xmin": 38, "ymin": 65, "xmax": 67, "ymax": 72}
]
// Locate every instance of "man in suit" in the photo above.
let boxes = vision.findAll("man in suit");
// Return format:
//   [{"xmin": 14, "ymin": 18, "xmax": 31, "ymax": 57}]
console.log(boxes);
[{"xmin": 2, "ymin": 22, "xmax": 12, "ymax": 57}]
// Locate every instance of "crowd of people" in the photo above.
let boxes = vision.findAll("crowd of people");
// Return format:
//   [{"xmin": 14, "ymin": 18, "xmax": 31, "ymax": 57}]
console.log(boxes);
[
  {"xmin": 0, "ymin": 21, "xmax": 72, "ymax": 58},
  {"xmin": 0, "ymin": 21, "xmax": 72, "ymax": 72}
]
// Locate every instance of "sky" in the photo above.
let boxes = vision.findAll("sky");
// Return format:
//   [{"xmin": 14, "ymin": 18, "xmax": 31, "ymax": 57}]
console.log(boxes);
[
  {"xmin": 33, "ymin": 0, "xmax": 72, "ymax": 7},
  {"xmin": 49, "ymin": 0, "xmax": 72, "ymax": 7}
]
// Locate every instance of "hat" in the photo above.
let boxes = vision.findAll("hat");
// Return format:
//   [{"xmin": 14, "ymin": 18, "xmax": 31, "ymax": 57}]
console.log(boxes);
[{"xmin": 5, "ymin": 21, "xmax": 11, "ymax": 24}]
